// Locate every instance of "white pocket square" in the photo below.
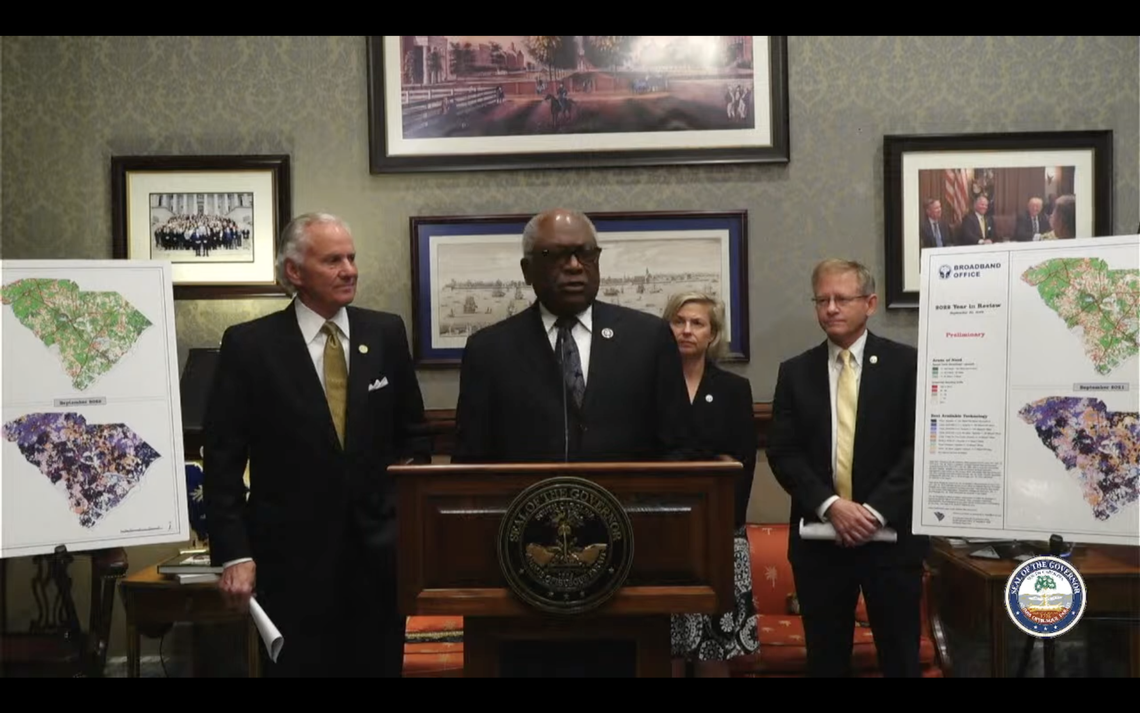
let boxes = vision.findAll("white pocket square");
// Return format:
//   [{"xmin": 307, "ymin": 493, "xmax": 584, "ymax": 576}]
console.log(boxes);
[{"xmin": 368, "ymin": 377, "xmax": 389, "ymax": 392}]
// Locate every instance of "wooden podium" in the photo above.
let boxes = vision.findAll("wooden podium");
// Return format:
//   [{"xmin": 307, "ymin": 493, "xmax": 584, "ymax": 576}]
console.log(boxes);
[{"xmin": 389, "ymin": 460, "xmax": 740, "ymax": 678}]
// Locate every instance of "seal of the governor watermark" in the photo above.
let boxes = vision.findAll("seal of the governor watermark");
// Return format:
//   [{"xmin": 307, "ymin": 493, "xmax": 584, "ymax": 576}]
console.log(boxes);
[
  {"xmin": 1004, "ymin": 556, "xmax": 1087, "ymax": 638},
  {"xmin": 498, "ymin": 476, "xmax": 634, "ymax": 615}
]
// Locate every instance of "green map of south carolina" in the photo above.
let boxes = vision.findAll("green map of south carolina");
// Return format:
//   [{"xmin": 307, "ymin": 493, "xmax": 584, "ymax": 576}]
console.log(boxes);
[
  {"xmin": 1020, "ymin": 257, "xmax": 1140, "ymax": 375},
  {"xmin": 1, "ymin": 278, "xmax": 152, "ymax": 390}
]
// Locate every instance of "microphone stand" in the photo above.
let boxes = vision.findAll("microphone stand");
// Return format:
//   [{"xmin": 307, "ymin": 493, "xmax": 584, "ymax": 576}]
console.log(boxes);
[{"xmin": 557, "ymin": 326, "xmax": 569, "ymax": 463}]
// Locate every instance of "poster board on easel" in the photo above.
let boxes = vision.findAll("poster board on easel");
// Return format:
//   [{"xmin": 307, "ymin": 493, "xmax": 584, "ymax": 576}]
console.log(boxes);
[
  {"xmin": 911, "ymin": 234, "xmax": 1139, "ymax": 548},
  {"xmin": 1, "ymin": 260, "xmax": 190, "ymax": 559}
]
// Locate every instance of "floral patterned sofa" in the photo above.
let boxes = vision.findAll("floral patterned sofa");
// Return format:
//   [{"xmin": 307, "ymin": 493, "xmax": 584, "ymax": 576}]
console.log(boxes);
[{"xmin": 401, "ymin": 523, "xmax": 950, "ymax": 677}]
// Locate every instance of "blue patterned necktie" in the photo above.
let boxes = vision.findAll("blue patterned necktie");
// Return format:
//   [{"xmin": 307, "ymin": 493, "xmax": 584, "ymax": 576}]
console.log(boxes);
[{"xmin": 555, "ymin": 316, "xmax": 585, "ymax": 408}]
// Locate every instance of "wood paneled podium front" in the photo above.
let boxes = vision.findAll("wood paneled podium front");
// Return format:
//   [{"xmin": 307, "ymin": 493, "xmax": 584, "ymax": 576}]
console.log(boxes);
[{"xmin": 389, "ymin": 461, "xmax": 740, "ymax": 678}]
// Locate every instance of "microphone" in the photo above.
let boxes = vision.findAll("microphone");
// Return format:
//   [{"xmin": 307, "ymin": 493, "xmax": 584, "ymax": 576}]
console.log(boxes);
[{"xmin": 556, "ymin": 325, "xmax": 570, "ymax": 462}]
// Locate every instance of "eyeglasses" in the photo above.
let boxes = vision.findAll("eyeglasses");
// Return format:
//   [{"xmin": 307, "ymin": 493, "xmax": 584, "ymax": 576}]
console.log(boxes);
[
  {"xmin": 811, "ymin": 294, "xmax": 869, "ymax": 308},
  {"xmin": 530, "ymin": 245, "xmax": 603, "ymax": 265}
]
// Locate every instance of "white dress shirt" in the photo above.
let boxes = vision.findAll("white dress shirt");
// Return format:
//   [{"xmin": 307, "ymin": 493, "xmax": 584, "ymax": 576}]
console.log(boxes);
[
  {"xmin": 224, "ymin": 299, "xmax": 350, "ymax": 570},
  {"xmin": 815, "ymin": 329, "xmax": 886, "ymax": 526},
  {"xmin": 539, "ymin": 302, "xmax": 592, "ymax": 385},
  {"xmin": 294, "ymin": 297, "xmax": 351, "ymax": 388}
]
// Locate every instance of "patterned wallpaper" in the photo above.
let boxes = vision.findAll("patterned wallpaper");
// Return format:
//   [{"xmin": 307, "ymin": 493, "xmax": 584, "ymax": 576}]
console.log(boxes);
[
  {"xmin": 1, "ymin": 34, "xmax": 1137, "ymax": 664},
  {"xmin": 3, "ymin": 36, "xmax": 1138, "ymax": 412}
]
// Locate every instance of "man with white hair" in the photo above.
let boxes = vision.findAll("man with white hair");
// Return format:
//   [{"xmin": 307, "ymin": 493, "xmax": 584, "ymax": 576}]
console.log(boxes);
[
  {"xmin": 204, "ymin": 211, "xmax": 430, "ymax": 677},
  {"xmin": 1014, "ymin": 196, "xmax": 1049, "ymax": 242}
]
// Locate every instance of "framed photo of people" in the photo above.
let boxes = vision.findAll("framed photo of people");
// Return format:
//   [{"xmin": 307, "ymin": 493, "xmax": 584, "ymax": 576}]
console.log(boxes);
[
  {"xmin": 111, "ymin": 155, "xmax": 292, "ymax": 299},
  {"xmin": 882, "ymin": 130, "xmax": 1113, "ymax": 308}
]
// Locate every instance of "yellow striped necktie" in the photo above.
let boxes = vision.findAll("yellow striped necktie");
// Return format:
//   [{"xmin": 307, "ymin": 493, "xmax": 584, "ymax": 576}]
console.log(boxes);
[{"xmin": 834, "ymin": 349, "xmax": 857, "ymax": 500}]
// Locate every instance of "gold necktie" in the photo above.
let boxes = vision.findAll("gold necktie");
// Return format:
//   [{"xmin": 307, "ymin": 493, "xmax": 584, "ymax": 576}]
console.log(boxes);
[
  {"xmin": 835, "ymin": 349, "xmax": 857, "ymax": 500},
  {"xmin": 322, "ymin": 322, "xmax": 347, "ymax": 447}
]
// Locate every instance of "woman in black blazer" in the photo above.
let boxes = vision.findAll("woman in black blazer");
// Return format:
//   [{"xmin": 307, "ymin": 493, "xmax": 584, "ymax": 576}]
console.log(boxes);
[{"xmin": 664, "ymin": 292, "xmax": 759, "ymax": 678}]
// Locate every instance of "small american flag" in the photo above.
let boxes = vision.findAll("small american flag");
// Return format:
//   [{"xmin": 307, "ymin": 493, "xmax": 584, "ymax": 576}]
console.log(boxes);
[{"xmin": 943, "ymin": 168, "xmax": 970, "ymax": 226}]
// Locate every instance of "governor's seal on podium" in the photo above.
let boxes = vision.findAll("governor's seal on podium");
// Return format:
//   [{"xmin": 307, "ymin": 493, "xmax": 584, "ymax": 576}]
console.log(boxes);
[
  {"xmin": 498, "ymin": 476, "xmax": 634, "ymax": 615},
  {"xmin": 1004, "ymin": 555, "xmax": 1087, "ymax": 638}
]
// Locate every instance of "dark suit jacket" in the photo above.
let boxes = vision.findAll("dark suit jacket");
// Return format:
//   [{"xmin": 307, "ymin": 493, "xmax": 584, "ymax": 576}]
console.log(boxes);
[
  {"xmin": 918, "ymin": 218, "xmax": 953, "ymax": 249},
  {"xmin": 766, "ymin": 331, "xmax": 927, "ymax": 566},
  {"xmin": 1013, "ymin": 211, "xmax": 1048, "ymax": 242},
  {"xmin": 689, "ymin": 362, "xmax": 757, "ymax": 530},
  {"xmin": 203, "ymin": 302, "xmax": 429, "ymax": 605},
  {"xmin": 957, "ymin": 211, "xmax": 995, "ymax": 244},
  {"xmin": 452, "ymin": 300, "xmax": 691, "ymax": 463}
]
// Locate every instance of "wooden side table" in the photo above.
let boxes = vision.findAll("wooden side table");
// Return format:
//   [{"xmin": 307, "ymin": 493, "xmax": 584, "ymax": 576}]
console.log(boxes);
[
  {"xmin": 929, "ymin": 538, "xmax": 1140, "ymax": 677},
  {"xmin": 119, "ymin": 563, "xmax": 259, "ymax": 677}
]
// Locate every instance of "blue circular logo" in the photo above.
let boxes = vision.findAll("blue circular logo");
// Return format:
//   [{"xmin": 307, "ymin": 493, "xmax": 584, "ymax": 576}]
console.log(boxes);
[{"xmin": 1004, "ymin": 556, "xmax": 1087, "ymax": 638}]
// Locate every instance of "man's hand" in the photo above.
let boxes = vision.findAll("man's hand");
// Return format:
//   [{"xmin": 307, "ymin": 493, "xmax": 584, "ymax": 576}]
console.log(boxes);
[
  {"xmin": 824, "ymin": 500, "xmax": 881, "ymax": 547},
  {"xmin": 219, "ymin": 560, "xmax": 256, "ymax": 612}
]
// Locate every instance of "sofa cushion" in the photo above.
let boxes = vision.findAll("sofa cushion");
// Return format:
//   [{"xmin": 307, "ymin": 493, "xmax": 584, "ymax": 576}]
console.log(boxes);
[
  {"xmin": 746, "ymin": 525, "xmax": 799, "ymax": 615},
  {"xmin": 729, "ymin": 613, "xmax": 937, "ymax": 675},
  {"xmin": 404, "ymin": 615, "xmax": 464, "ymax": 677},
  {"xmin": 738, "ymin": 524, "xmax": 942, "ymax": 677},
  {"xmin": 750, "ymin": 525, "xmax": 872, "ymax": 621},
  {"xmin": 406, "ymin": 615, "xmax": 463, "ymax": 643},
  {"xmin": 403, "ymin": 642, "xmax": 464, "ymax": 677},
  {"xmin": 729, "ymin": 615, "xmax": 875, "ymax": 674}
]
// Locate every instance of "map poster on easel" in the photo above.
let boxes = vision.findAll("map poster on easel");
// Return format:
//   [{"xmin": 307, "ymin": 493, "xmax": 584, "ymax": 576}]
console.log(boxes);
[
  {"xmin": 911, "ymin": 234, "xmax": 1139, "ymax": 547},
  {"xmin": 1, "ymin": 260, "xmax": 190, "ymax": 558}
]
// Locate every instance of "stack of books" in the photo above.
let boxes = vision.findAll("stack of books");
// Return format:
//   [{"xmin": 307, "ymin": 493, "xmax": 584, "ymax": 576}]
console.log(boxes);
[{"xmin": 157, "ymin": 547, "xmax": 223, "ymax": 584}]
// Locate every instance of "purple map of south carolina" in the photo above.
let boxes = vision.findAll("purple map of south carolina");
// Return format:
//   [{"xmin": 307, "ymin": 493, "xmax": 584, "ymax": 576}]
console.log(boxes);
[
  {"xmin": 2, "ymin": 413, "xmax": 161, "ymax": 528},
  {"xmin": 1017, "ymin": 397, "xmax": 1139, "ymax": 521}
]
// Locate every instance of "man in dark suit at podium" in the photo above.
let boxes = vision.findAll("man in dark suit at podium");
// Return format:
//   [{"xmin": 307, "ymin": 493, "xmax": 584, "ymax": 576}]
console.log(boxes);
[
  {"xmin": 203, "ymin": 212, "xmax": 430, "ymax": 678},
  {"xmin": 453, "ymin": 207, "xmax": 691, "ymax": 465},
  {"xmin": 767, "ymin": 259, "xmax": 928, "ymax": 677},
  {"xmin": 452, "ymin": 207, "xmax": 692, "ymax": 675}
]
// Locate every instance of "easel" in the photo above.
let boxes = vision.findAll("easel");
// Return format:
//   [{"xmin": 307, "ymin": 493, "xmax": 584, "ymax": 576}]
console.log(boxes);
[{"xmin": 1015, "ymin": 534, "xmax": 1067, "ymax": 678}]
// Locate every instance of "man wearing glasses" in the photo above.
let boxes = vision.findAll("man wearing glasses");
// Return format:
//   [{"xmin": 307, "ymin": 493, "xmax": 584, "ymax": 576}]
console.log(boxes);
[
  {"xmin": 454, "ymin": 206, "xmax": 690, "ymax": 467},
  {"xmin": 452, "ymin": 207, "xmax": 692, "ymax": 675},
  {"xmin": 767, "ymin": 259, "xmax": 928, "ymax": 677}
]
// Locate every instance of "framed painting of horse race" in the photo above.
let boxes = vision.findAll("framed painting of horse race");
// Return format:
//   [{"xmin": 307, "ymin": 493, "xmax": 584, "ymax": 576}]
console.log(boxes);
[
  {"xmin": 408, "ymin": 210, "xmax": 749, "ymax": 367},
  {"xmin": 368, "ymin": 36, "xmax": 789, "ymax": 173}
]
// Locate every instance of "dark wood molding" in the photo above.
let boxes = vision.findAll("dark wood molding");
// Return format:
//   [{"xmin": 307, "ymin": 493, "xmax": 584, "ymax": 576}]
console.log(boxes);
[
  {"xmin": 185, "ymin": 403, "xmax": 773, "ymax": 462},
  {"xmin": 753, "ymin": 402, "xmax": 773, "ymax": 448},
  {"xmin": 419, "ymin": 403, "xmax": 774, "ymax": 457}
]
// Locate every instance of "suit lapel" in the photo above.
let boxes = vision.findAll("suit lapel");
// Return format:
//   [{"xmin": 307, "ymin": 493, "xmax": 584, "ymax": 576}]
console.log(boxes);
[
  {"xmin": 345, "ymin": 307, "xmax": 382, "ymax": 454},
  {"xmin": 274, "ymin": 302, "xmax": 341, "ymax": 451},
  {"xmin": 517, "ymin": 303, "xmax": 565, "ymax": 404},
  {"xmin": 806, "ymin": 342, "xmax": 832, "ymax": 461},
  {"xmin": 580, "ymin": 301, "xmax": 621, "ymax": 416},
  {"xmin": 855, "ymin": 332, "xmax": 886, "ymax": 461}
]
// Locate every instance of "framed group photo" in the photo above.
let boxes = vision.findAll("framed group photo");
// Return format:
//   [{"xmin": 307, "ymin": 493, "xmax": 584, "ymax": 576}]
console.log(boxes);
[
  {"xmin": 368, "ymin": 36, "xmax": 789, "ymax": 173},
  {"xmin": 111, "ymin": 154, "xmax": 292, "ymax": 299},
  {"xmin": 882, "ymin": 130, "xmax": 1113, "ymax": 308},
  {"xmin": 409, "ymin": 210, "xmax": 749, "ymax": 367}
]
